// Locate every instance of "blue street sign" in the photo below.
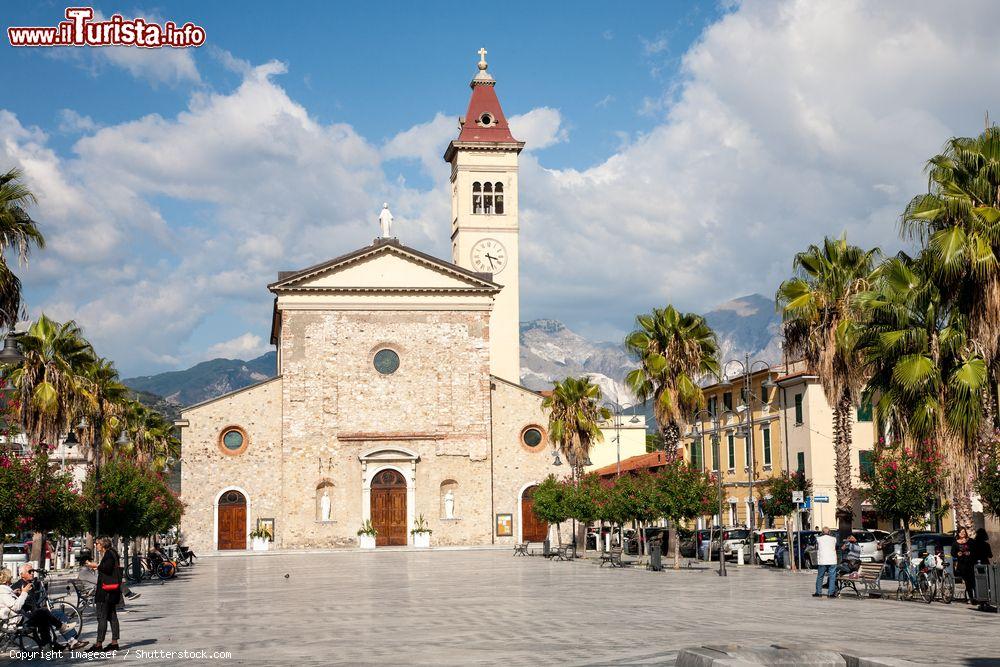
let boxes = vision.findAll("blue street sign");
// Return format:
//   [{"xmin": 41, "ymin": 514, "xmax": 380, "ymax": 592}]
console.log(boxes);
[{"xmin": 813, "ymin": 495, "xmax": 830, "ymax": 503}]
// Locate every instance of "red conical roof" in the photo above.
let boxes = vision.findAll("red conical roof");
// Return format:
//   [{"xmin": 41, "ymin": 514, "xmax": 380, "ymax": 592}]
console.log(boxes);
[{"xmin": 445, "ymin": 50, "xmax": 523, "ymax": 161}]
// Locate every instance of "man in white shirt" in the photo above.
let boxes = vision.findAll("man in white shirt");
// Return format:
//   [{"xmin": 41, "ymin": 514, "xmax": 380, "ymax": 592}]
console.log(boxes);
[{"xmin": 813, "ymin": 527, "xmax": 839, "ymax": 598}]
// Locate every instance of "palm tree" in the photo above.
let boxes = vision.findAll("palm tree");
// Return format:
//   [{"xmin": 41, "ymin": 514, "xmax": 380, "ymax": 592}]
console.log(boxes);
[
  {"xmin": 855, "ymin": 253, "xmax": 986, "ymax": 526},
  {"xmin": 6, "ymin": 315, "xmax": 94, "ymax": 450},
  {"xmin": 776, "ymin": 236, "xmax": 880, "ymax": 536},
  {"xmin": 0, "ymin": 168, "xmax": 45, "ymax": 329},
  {"xmin": 543, "ymin": 376, "xmax": 611, "ymax": 554},
  {"xmin": 624, "ymin": 305, "xmax": 720, "ymax": 449},
  {"xmin": 901, "ymin": 128, "xmax": 1000, "ymax": 372}
]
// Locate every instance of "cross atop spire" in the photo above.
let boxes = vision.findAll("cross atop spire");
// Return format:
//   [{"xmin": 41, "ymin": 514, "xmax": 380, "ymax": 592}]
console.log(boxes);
[
  {"xmin": 471, "ymin": 46, "xmax": 494, "ymax": 86},
  {"xmin": 477, "ymin": 47, "xmax": 488, "ymax": 70}
]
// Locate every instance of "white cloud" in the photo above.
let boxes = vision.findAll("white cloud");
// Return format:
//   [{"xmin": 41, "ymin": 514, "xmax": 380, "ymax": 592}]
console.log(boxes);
[
  {"xmin": 642, "ymin": 32, "xmax": 669, "ymax": 56},
  {"xmin": 57, "ymin": 110, "xmax": 99, "ymax": 134},
  {"xmin": 508, "ymin": 108, "xmax": 567, "ymax": 150},
  {"xmin": 205, "ymin": 333, "xmax": 269, "ymax": 360}
]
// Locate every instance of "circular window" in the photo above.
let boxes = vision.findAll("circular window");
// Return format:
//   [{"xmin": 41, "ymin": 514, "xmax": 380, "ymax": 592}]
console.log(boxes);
[
  {"xmin": 521, "ymin": 426, "xmax": 545, "ymax": 450},
  {"xmin": 479, "ymin": 112, "xmax": 494, "ymax": 126},
  {"xmin": 223, "ymin": 430, "xmax": 244, "ymax": 450},
  {"xmin": 373, "ymin": 349, "xmax": 400, "ymax": 375},
  {"xmin": 217, "ymin": 426, "xmax": 249, "ymax": 456}
]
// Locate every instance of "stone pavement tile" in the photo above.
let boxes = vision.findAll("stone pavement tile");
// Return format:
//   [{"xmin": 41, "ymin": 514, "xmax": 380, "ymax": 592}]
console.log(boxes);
[{"xmin": 56, "ymin": 551, "xmax": 1000, "ymax": 666}]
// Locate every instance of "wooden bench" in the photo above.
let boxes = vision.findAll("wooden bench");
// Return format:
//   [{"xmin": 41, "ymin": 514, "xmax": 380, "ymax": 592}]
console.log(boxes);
[
  {"xmin": 553, "ymin": 544, "xmax": 575, "ymax": 561},
  {"xmin": 600, "ymin": 547, "xmax": 624, "ymax": 568},
  {"xmin": 836, "ymin": 562, "xmax": 885, "ymax": 598},
  {"xmin": 512, "ymin": 543, "xmax": 529, "ymax": 557}
]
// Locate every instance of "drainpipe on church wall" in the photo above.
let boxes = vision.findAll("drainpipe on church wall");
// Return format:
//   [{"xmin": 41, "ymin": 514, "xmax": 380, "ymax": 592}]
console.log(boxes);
[{"xmin": 489, "ymin": 381, "xmax": 495, "ymax": 545}]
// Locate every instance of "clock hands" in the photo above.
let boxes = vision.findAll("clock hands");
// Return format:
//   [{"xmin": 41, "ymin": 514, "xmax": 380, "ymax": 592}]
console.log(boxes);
[{"xmin": 485, "ymin": 253, "xmax": 499, "ymax": 269}]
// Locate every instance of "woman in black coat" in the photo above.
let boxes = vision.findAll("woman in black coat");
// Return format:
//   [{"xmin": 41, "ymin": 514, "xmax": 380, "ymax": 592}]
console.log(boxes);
[{"xmin": 85, "ymin": 537, "xmax": 122, "ymax": 651}]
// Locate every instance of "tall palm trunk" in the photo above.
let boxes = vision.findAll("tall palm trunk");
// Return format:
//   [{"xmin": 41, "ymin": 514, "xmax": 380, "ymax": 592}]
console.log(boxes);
[
  {"xmin": 952, "ymin": 475, "xmax": 974, "ymax": 530},
  {"xmin": 834, "ymin": 394, "xmax": 855, "ymax": 538}
]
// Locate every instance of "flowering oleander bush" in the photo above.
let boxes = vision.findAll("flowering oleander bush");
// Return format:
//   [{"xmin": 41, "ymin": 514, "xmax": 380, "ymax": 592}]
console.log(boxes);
[
  {"xmin": 83, "ymin": 457, "xmax": 183, "ymax": 539},
  {"xmin": 0, "ymin": 451, "xmax": 85, "ymax": 538},
  {"xmin": 975, "ymin": 435, "xmax": 1000, "ymax": 518},
  {"xmin": 759, "ymin": 472, "xmax": 812, "ymax": 519},
  {"xmin": 862, "ymin": 440, "xmax": 942, "ymax": 552}
]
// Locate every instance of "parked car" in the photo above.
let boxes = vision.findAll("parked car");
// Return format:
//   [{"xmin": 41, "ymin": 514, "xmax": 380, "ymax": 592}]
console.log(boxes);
[
  {"xmin": 793, "ymin": 531, "xmax": 821, "ymax": 569},
  {"xmin": 1, "ymin": 543, "xmax": 28, "ymax": 566},
  {"xmin": 851, "ymin": 529, "xmax": 884, "ymax": 562},
  {"xmin": 753, "ymin": 529, "xmax": 788, "ymax": 564},
  {"xmin": 680, "ymin": 528, "xmax": 723, "ymax": 560},
  {"xmin": 720, "ymin": 528, "xmax": 751, "ymax": 560}
]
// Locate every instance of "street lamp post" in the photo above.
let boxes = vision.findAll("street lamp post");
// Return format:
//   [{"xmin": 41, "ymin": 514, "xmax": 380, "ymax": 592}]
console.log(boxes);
[
  {"xmin": 692, "ymin": 407, "xmax": 740, "ymax": 577},
  {"xmin": 717, "ymin": 353, "xmax": 775, "ymax": 541}
]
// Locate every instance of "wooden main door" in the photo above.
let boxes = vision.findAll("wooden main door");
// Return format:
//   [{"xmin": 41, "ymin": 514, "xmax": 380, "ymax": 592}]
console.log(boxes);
[
  {"xmin": 217, "ymin": 490, "xmax": 247, "ymax": 550},
  {"xmin": 521, "ymin": 486, "xmax": 549, "ymax": 542},
  {"xmin": 371, "ymin": 469, "xmax": 407, "ymax": 546}
]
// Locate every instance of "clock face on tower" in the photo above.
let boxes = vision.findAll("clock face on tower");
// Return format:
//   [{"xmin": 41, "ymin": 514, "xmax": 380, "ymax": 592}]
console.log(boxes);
[{"xmin": 470, "ymin": 238, "xmax": 508, "ymax": 274}]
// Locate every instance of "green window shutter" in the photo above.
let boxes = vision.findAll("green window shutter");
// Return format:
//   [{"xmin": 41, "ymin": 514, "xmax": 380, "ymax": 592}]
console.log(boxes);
[
  {"xmin": 794, "ymin": 393, "xmax": 803, "ymax": 424},
  {"xmin": 796, "ymin": 451, "xmax": 805, "ymax": 474},
  {"xmin": 857, "ymin": 401, "xmax": 873, "ymax": 422},
  {"xmin": 711, "ymin": 437, "xmax": 719, "ymax": 471},
  {"xmin": 859, "ymin": 450, "xmax": 874, "ymax": 478},
  {"xmin": 728, "ymin": 434, "xmax": 735, "ymax": 469},
  {"xmin": 692, "ymin": 438, "xmax": 703, "ymax": 470},
  {"xmin": 763, "ymin": 426, "xmax": 772, "ymax": 466}
]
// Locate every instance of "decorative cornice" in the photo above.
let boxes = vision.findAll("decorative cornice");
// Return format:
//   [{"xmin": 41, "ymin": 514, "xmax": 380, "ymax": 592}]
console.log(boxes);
[{"xmin": 340, "ymin": 432, "xmax": 445, "ymax": 442}]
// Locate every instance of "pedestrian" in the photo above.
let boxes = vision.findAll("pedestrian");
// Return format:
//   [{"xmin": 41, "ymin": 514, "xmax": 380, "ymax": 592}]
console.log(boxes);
[
  {"xmin": 813, "ymin": 527, "xmax": 838, "ymax": 598},
  {"xmin": 972, "ymin": 528, "xmax": 993, "ymax": 566},
  {"xmin": 85, "ymin": 536, "xmax": 122, "ymax": 651},
  {"xmin": 838, "ymin": 534, "xmax": 862, "ymax": 577},
  {"xmin": 5, "ymin": 566, "xmax": 88, "ymax": 650},
  {"xmin": 955, "ymin": 527, "xmax": 976, "ymax": 603}
]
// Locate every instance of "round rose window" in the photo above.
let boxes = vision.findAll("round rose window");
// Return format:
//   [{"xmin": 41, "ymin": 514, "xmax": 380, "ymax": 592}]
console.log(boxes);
[{"xmin": 373, "ymin": 349, "xmax": 400, "ymax": 375}]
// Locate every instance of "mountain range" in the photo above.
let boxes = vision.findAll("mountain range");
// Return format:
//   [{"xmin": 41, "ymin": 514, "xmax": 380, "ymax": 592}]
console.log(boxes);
[{"xmin": 124, "ymin": 294, "xmax": 783, "ymax": 421}]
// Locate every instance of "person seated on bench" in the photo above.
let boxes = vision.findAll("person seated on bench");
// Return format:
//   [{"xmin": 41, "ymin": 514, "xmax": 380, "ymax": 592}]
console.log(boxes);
[
  {"xmin": 3, "ymin": 568, "xmax": 88, "ymax": 650},
  {"xmin": 837, "ymin": 534, "xmax": 862, "ymax": 578}
]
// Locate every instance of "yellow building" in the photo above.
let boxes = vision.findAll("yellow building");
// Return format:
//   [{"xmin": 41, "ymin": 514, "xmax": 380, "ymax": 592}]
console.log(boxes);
[
  {"xmin": 682, "ymin": 368, "xmax": 786, "ymax": 529},
  {"xmin": 587, "ymin": 414, "xmax": 648, "ymax": 473}
]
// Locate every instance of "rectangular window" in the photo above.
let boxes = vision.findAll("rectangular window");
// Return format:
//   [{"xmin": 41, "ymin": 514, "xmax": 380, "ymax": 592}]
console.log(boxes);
[
  {"xmin": 794, "ymin": 393, "xmax": 803, "ymax": 424},
  {"xmin": 762, "ymin": 426, "xmax": 772, "ymax": 466},
  {"xmin": 796, "ymin": 451, "xmax": 805, "ymax": 474},
  {"xmin": 857, "ymin": 400, "xmax": 873, "ymax": 422},
  {"xmin": 744, "ymin": 433, "xmax": 750, "ymax": 469},
  {"xmin": 691, "ymin": 438, "xmax": 703, "ymax": 471},
  {"xmin": 723, "ymin": 392, "xmax": 733, "ymax": 411},
  {"xmin": 728, "ymin": 433, "xmax": 736, "ymax": 470},
  {"xmin": 859, "ymin": 450, "xmax": 874, "ymax": 478},
  {"xmin": 759, "ymin": 379, "xmax": 770, "ymax": 404},
  {"xmin": 711, "ymin": 436, "xmax": 719, "ymax": 471},
  {"xmin": 708, "ymin": 395, "xmax": 718, "ymax": 417},
  {"xmin": 740, "ymin": 387, "xmax": 748, "ymax": 406}
]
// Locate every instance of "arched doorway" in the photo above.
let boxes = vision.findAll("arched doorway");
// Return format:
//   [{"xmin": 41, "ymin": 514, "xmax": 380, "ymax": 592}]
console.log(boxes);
[
  {"xmin": 521, "ymin": 485, "xmax": 549, "ymax": 542},
  {"xmin": 217, "ymin": 490, "xmax": 247, "ymax": 550},
  {"xmin": 371, "ymin": 469, "xmax": 407, "ymax": 546}
]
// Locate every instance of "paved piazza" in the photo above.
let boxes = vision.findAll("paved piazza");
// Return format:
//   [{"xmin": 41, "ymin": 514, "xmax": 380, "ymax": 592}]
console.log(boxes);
[{"xmin": 52, "ymin": 550, "xmax": 1000, "ymax": 665}]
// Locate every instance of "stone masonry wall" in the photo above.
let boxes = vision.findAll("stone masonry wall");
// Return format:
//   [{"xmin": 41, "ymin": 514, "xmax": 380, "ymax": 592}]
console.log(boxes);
[
  {"xmin": 178, "ymin": 378, "xmax": 282, "ymax": 554},
  {"xmin": 279, "ymin": 309, "xmax": 494, "ymax": 548}
]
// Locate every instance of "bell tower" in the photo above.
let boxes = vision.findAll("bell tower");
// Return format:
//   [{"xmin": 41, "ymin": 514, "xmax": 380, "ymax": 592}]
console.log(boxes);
[{"xmin": 445, "ymin": 48, "xmax": 524, "ymax": 384}]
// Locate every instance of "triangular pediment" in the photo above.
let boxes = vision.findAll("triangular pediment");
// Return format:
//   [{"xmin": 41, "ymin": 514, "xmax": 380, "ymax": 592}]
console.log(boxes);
[{"xmin": 269, "ymin": 240, "xmax": 499, "ymax": 293}]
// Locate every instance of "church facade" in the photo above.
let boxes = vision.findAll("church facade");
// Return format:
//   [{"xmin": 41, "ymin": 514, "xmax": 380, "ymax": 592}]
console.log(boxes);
[{"xmin": 177, "ymin": 52, "xmax": 562, "ymax": 552}]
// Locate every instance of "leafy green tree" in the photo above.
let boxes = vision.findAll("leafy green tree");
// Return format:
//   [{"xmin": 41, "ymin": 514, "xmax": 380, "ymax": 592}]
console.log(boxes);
[
  {"xmin": 529, "ymin": 475, "xmax": 568, "ymax": 546},
  {"xmin": 0, "ymin": 452, "xmax": 85, "ymax": 567},
  {"xmin": 975, "ymin": 437, "xmax": 1000, "ymax": 519},
  {"xmin": 563, "ymin": 474, "xmax": 601, "ymax": 554},
  {"xmin": 862, "ymin": 440, "xmax": 943, "ymax": 556},
  {"xmin": 652, "ymin": 458, "xmax": 715, "ymax": 569},
  {"xmin": 759, "ymin": 472, "xmax": 812, "ymax": 568},
  {"xmin": 855, "ymin": 253, "xmax": 985, "ymax": 526},
  {"xmin": 543, "ymin": 377, "xmax": 610, "ymax": 474},
  {"xmin": 0, "ymin": 167, "xmax": 45, "ymax": 329},
  {"xmin": 83, "ymin": 458, "xmax": 182, "ymax": 541},
  {"xmin": 625, "ymin": 306, "xmax": 719, "ymax": 449},
  {"xmin": 777, "ymin": 236, "xmax": 880, "ymax": 536}
]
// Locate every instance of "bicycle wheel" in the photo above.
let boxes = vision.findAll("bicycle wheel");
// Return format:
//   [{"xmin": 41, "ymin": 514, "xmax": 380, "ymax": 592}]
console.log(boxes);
[
  {"xmin": 917, "ymin": 572, "xmax": 934, "ymax": 603},
  {"xmin": 48, "ymin": 600, "xmax": 83, "ymax": 640},
  {"xmin": 156, "ymin": 561, "xmax": 175, "ymax": 580},
  {"xmin": 125, "ymin": 560, "xmax": 144, "ymax": 583},
  {"xmin": 940, "ymin": 572, "xmax": 955, "ymax": 604}
]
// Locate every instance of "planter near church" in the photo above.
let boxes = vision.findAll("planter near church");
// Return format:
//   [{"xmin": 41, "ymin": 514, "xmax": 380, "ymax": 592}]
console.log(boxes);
[
  {"xmin": 249, "ymin": 526, "xmax": 272, "ymax": 552},
  {"xmin": 412, "ymin": 515, "xmax": 432, "ymax": 548},
  {"xmin": 357, "ymin": 520, "xmax": 377, "ymax": 549}
]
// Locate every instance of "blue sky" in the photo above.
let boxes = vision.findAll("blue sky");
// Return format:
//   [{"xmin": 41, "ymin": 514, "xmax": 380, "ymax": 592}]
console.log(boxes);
[{"xmin": 2, "ymin": 1, "xmax": 1000, "ymax": 377}]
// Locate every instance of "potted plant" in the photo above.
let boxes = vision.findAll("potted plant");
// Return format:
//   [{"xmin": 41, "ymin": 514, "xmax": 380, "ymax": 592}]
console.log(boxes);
[
  {"xmin": 249, "ymin": 525, "xmax": 272, "ymax": 552},
  {"xmin": 357, "ymin": 520, "xmax": 377, "ymax": 549},
  {"xmin": 411, "ymin": 514, "xmax": 432, "ymax": 548}
]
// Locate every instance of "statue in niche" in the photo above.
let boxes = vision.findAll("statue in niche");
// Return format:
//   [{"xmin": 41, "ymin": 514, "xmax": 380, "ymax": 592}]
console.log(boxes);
[
  {"xmin": 320, "ymin": 489, "xmax": 331, "ymax": 522},
  {"xmin": 444, "ymin": 490, "xmax": 455, "ymax": 519}
]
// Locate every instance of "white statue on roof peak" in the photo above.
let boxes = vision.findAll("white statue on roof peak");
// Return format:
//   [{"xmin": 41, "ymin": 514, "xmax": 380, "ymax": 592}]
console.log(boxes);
[{"xmin": 378, "ymin": 202, "xmax": 394, "ymax": 238}]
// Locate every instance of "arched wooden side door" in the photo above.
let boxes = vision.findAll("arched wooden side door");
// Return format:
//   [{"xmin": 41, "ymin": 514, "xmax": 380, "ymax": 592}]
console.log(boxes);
[
  {"xmin": 371, "ymin": 469, "xmax": 407, "ymax": 546},
  {"xmin": 521, "ymin": 485, "xmax": 549, "ymax": 542},
  {"xmin": 218, "ymin": 490, "xmax": 247, "ymax": 550}
]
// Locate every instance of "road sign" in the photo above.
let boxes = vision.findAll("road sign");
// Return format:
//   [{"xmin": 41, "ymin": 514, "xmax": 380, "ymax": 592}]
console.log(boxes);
[
  {"xmin": 792, "ymin": 491, "xmax": 804, "ymax": 504},
  {"xmin": 813, "ymin": 495, "xmax": 830, "ymax": 503}
]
